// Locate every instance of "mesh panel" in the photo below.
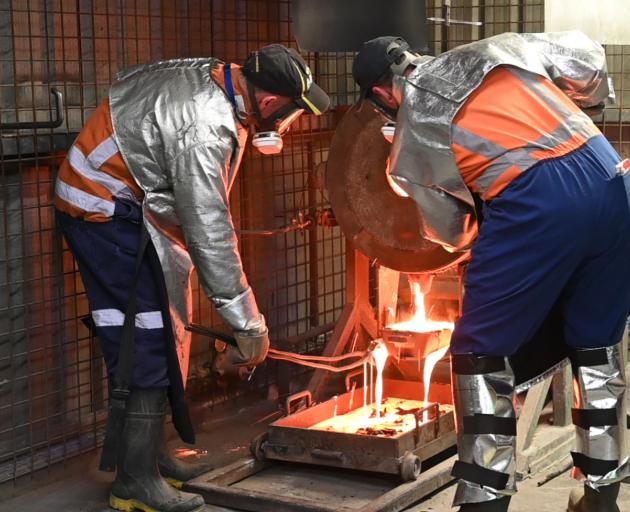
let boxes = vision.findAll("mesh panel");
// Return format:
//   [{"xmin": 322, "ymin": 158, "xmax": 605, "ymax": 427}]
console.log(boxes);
[{"xmin": 1, "ymin": 0, "xmax": 629, "ymax": 486}]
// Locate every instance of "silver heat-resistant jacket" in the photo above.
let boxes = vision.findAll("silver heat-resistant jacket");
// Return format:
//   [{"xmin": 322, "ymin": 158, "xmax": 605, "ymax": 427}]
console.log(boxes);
[
  {"xmin": 109, "ymin": 58, "xmax": 262, "ymax": 380},
  {"xmin": 389, "ymin": 31, "xmax": 614, "ymax": 252}
]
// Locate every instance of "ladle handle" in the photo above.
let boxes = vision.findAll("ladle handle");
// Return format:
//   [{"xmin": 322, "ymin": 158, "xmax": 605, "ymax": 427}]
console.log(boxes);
[{"xmin": 285, "ymin": 390, "xmax": 312, "ymax": 415}]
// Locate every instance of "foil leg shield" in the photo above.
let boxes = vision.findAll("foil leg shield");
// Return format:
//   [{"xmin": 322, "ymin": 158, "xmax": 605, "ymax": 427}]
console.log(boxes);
[
  {"xmin": 451, "ymin": 354, "xmax": 518, "ymax": 506},
  {"xmin": 570, "ymin": 343, "xmax": 630, "ymax": 488}
]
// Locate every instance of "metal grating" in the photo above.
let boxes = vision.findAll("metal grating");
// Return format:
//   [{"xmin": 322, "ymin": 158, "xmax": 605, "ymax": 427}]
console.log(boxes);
[
  {"xmin": 1, "ymin": 0, "xmax": 629, "ymax": 488},
  {"xmin": 0, "ymin": 0, "xmax": 348, "ymax": 485}
]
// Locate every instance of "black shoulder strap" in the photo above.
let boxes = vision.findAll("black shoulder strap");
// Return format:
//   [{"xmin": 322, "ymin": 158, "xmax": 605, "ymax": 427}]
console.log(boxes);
[{"xmin": 99, "ymin": 225, "xmax": 151, "ymax": 472}]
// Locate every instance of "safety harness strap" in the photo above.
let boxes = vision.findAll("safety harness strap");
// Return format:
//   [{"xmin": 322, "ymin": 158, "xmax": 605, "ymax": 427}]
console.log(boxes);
[
  {"xmin": 463, "ymin": 414, "xmax": 517, "ymax": 436},
  {"xmin": 451, "ymin": 460, "xmax": 510, "ymax": 490},
  {"xmin": 98, "ymin": 225, "xmax": 151, "ymax": 472},
  {"xmin": 571, "ymin": 452, "xmax": 619, "ymax": 477},
  {"xmin": 571, "ymin": 408, "xmax": 618, "ymax": 430}
]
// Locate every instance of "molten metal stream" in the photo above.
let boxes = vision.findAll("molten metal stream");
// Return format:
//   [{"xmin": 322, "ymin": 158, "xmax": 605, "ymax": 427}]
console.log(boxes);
[
  {"xmin": 387, "ymin": 282, "xmax": 454, "ymax": 333},
  {"xmin": 371, "ymin": 342, "xmax": 389, "ymax": 417},
  {"xmin": 422, "ymin": 345, "xmax": 448, "ymax": 421},
  {"xmin": 311, "ymin": 284, "xmax": 454, "ymax": 436}
]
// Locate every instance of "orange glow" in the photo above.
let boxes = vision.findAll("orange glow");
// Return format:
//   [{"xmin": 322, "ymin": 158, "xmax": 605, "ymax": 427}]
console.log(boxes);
[
  {"xmin": 371, "ymin": 341, "xmax": 389, "ymax": 418},
  {"xmin": 174, "ymin": 448, "xmax": 208, "ymax": 458},
  {"xmin": 387, "ymin": 282, "xmax": 454, "ymax": 333},
  {"xmin": 311, "ymin": 397, "xmax": 453, "ymax": 437},
  {"xmin": 386, "ymin": 160, "xmax": 410, "ymax": 198},
  {"xmin": 422, "ymin": 346, "xmax": 449, "ymax": 421}
]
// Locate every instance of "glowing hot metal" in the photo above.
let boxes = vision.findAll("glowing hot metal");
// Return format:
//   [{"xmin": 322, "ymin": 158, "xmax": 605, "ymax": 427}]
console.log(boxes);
[
  {"xmin": 386, "ymin": 282, "xmax": 453, "ymax": 333},
  {"xmin": 371, "ymin": 341, "xmax": 389, "ymax": 418},
  {"xmin": 422, "ymin": 345, "xmax": 449, "ymax": 421}
]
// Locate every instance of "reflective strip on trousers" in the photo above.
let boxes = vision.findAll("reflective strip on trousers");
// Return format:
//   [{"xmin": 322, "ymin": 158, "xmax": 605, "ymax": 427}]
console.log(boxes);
[{"xmin": 92, "ymin": 308, "xmax": 165, "ymax": 329}]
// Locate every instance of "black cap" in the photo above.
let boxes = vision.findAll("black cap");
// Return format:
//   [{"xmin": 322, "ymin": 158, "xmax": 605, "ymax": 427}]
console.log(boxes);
[
  {"xmin": 243, "ymin": 44, "xmax": 330, "ymax": 116},
  {"xmin": 352, "ymin": 36, "xmax": 410, "ymax": 96}
]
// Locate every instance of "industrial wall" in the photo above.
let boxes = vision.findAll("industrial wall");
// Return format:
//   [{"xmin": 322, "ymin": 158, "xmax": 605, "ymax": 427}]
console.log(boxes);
[{"xmin": 1, "ymin": 0, "xmax": 629, "ymax": 489}]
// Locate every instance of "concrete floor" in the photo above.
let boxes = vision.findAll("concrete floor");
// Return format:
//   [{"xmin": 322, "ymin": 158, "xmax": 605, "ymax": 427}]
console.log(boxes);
[{"xmin": 1, "ymin": 383, "xmax": 630, "ymax": 512}]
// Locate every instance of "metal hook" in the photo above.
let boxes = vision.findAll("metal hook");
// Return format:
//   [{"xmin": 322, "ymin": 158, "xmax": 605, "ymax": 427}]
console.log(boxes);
[{"xmin": 0, "ymin": 88, "xmax": 64, "ymax": 131}]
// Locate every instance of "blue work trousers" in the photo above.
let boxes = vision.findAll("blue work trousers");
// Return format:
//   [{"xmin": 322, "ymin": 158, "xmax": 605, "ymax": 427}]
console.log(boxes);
[
  {"xmin": 452, "ymin": 135, "xmax": 630, "ymax": 357},
  {"xmin": 56, "ymin": 200, "xmax": 170, "ymax": 388}
]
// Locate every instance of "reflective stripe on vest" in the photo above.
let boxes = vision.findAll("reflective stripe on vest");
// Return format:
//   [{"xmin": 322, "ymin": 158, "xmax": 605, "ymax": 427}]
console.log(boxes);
[
  {"xmin": 452, "ymin": 67, "xmax": 601, "ymax": 200},
  {"xmin": 55, "ymin": 100, "xmax": 142, "ymax": 221}
]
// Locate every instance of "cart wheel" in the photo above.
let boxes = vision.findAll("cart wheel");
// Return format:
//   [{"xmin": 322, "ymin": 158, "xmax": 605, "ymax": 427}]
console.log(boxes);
[
  {"xmin": 250, "ymin": 432, "xmax": 268, "ymax": 461},
  {"xmin": 400, "ymin": 453, "xmax": 422, "ymax": 481}
]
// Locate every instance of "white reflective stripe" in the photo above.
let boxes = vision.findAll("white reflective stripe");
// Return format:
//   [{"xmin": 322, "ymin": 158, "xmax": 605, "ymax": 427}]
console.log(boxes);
[
  {"xmin": 92, "ymin": 309, "xmax": 164, "ymax": 329},
  {"xmin": 67, "ymin": 139, "xmax": 131, "ymax": 197},
  {"xmin": 89, "ymin": 136, "xmax": 119, "ymax": 168},
  {"xmin": 135, "ymin": 311, "xmax": 164, "ymax": 329},
  {"xmin": 92, "ymin": 308, "xmax": 125, "ymax": 327},
  {"xmin": 56, "ymin": 180, "xmax": 116, "ymax": 216}
]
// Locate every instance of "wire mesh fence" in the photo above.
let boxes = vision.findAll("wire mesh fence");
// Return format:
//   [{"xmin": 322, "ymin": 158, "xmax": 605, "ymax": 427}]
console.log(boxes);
[
  {"xmin": 1, "ymin": 0, "xmax": 629, "ymax": 487},
  {"xmin": 0, "ymin": 0, "xmax": 350, "ymax": 485}
]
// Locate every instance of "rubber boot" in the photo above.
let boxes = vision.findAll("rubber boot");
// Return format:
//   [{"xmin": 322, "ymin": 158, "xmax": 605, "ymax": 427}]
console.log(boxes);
[
  {"xmin": 109, "ymin": 388, "xmax": 205, "ymax": 512},
  {"xmin": 458, "ymin": 497, "xmax": 511, "ymax": 511},
  {"xmin": 567, "ymin": 483, "xmax": 621, "ymax": 512},
  {"xmin": 158, "ymin": 449, "xmax": 214, "ymax": 489}
]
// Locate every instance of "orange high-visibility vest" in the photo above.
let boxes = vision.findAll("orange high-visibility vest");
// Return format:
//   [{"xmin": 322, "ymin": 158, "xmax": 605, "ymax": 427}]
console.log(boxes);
[
  {"xmin": 54, "ymin": 100, "xmax": 143, "ymax": 222},
  {"xmin": 452, "ymin": 66, "xmax": 601, "ymax": 200},
  {"xmin": 55, "ymin": 63, "xmax": 243, "ymax": 222}
]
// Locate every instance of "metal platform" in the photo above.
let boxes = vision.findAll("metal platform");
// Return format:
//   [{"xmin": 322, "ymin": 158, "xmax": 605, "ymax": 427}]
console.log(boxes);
[{"xmin": 185, "ymin": 454, "xmax": 456, "ymax": 512}]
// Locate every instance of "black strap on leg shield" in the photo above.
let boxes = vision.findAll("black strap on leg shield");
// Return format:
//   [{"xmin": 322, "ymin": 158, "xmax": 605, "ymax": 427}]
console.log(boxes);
[{"xmin": 98, "ymin": 226, "xmax": 151, "ymax": 472}]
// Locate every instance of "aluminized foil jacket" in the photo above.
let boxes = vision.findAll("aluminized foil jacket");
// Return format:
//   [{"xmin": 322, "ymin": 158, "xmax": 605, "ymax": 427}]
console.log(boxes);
[
  {"xmin": 109, "ymin": 58, "xmax": 263, "ymax": 380},
  {"xmin": 571, "ymin": 343, "xmax": 630, "ymax": 487},
  {"xmin": 452, "ymin": 357, "xmax": 517, "ymax": 505},
  {"xmin": 389, "ymin": 31, "xmax": 613, "ymax": 252}
]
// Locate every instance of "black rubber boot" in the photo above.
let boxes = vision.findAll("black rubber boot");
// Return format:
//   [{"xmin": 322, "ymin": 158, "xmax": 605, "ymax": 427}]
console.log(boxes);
[
  {"xmin": 158, "ymin": 449, "xmax": 214, "ymax": 489},
  {"xmin": 458, "ymin": 497, "xmax": 511, "ymax": 511},
  {"xmin": 109, "ymin": 388, "xmax": 205, "ymax": 512},
  {"xmin": 567, "ymin": 483, "xmax": 621, "ymax": 512}
]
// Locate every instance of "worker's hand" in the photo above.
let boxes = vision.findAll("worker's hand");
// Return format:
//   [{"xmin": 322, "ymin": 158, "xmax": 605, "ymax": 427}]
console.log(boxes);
[
  {"xmin": 230, "ymin": 328, "xmax": 270, "ymax": 367},
  {"xmin": 212, "ymin": 328, "xmax": 270, "ymax": 378}
]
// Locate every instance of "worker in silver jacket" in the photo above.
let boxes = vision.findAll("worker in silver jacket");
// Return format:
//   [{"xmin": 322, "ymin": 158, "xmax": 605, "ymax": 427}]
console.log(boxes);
[
  {"xmin": 54, "ymin": 44, "xmax": 330, "ymax": 512},
  {"xmin": 353, "ymin": 32, "xmax": 630, "ymax": 512}
]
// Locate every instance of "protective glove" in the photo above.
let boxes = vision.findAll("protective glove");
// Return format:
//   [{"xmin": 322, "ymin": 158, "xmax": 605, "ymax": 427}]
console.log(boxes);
[
  {"xmin": 212, "ymin": 328, "xmax": 270, "ymax": 378},
  {"xmin": 229, "ymin": 328, "xmax": 270, "ymax": 368}
]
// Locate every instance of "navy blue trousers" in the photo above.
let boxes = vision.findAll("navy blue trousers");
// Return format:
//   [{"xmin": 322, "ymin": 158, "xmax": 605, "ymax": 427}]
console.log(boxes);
[
  {"xmin": 452, "ymin": 135, "xmax": 630, "ymax": 356},
  {"xmin": 57, "ymin": 200, "xmax": 170, "ymax": 388}
]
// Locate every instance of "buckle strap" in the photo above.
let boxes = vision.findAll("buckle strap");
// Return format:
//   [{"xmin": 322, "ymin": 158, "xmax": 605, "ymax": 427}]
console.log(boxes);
[
  {"xmin": 463, "ymin": 414, "xmax": 517, "ymax": 436},
  {"xmin": 569, "ymin": 347, "xmax": 609, "ymax": 368},
  {"xmin": 99, "ymin": 226, "xmax": 151, "ymax": 473},
  {"xmin": 572, "ymin": 408, "xmax": 618, "ymax": 429},
  {"xmin": 98, "ymin": 388, "xmax": 129, "ymax": 472},
  {"xmin": 571, "ymin": 452, "xmax": 619, "ymax": 477},
  {"xmin": 452, "ymin": 354, "xmax": 506, "ymax": 375},
  {"xmin": 451, "ymin": 460, "xmax": 510, "ymax": 490}
]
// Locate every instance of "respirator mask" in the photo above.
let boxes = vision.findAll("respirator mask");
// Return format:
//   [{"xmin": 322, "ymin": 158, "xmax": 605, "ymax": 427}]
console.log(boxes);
[
  {"xmin": 223, "ymin": 63, "xmax": 305, "ymax": 156},
  {"xmin": 248, "ymin": 82, "xmax": 305, "ymax": 155}
]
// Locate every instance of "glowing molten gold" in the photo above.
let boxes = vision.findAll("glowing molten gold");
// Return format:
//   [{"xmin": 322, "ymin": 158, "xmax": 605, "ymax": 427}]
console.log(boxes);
[
  {"xmin": 386, "ymin": 282, "xmax": 454, "ymax": 333},
  {"xmin": 371, "ymin": 341, "xmax": 389, "ymax": 418}
]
